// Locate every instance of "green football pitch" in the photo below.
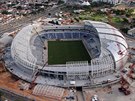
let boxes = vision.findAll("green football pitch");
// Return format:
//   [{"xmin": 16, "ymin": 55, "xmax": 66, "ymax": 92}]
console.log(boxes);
[{"xmin": 48, "ymin": 40, "xmax": 91, "ymax": 65}]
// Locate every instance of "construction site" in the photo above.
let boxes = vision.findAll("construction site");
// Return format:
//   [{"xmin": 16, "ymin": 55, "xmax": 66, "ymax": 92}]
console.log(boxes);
[{"xmin": 0, "ymin": 16, "xmax": 135, "ymax": 101}]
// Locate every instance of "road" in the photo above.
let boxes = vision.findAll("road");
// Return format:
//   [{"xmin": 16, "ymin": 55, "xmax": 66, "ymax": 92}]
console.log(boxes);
[
  {"xmin": 0, "ymin": 88, "xmax": 34, "ymax": 101},
  {"xmin": 0, "ymin": 4, "xmax": 64, "ymax": 36},
  {"xmin": 76, "ymin": 91, "xmax": 85, "ymax": 101}
]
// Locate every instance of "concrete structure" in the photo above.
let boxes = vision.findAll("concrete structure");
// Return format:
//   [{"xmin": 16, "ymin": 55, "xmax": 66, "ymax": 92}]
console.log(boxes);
[
  {"xmin": 92, "ymin": 0, "xmax": 135, "ymax": 5},
  {"xmin": 0, "ymin": 35, "xmax": 13, "ymax": 49},
  {"xmin": 4, "ymin": 20, "xmax": 128, "ymax": 87},
  {"xmin": 92, "ymin": 0, "xmax": 123, "ymax": 4},
  {"xmin": 82, "ymin": 1, "xmax": 90, "ymax": 6},
  {"xmin": 128, "ymin": 28, "xmax": 135, "ymax": 37},
  {"xmin": 27, "ymin": 0, "xmax": 48, "ymax": 4},
  {"xmin": 33, "ymin": 84, "xmax": 65, "ymax": 100},
  {"xmin": 64, "ymin": 0, "xmax": 135, "ymax": 5}
]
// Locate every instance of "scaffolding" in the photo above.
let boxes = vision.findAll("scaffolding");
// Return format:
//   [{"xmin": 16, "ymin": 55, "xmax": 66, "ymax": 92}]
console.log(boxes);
[
  {"xmin": 91, "ymin": 54, "xmax": 114, "ymax": 78},
  {"xmin": 66, "ymin": 61, "xmax": 89, "ymax": 80},
  {"xmin": 33, "ymin": 84, "xmax": 65, "ymax": 100}
]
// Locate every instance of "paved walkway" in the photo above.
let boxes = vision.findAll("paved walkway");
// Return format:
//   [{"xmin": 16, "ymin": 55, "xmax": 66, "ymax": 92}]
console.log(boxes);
[{"xmin": 76, "ymin": 91, "xmax": 84, "ymax": 101}]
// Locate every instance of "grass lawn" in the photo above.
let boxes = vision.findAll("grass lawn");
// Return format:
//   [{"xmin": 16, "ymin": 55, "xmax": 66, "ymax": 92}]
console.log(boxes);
[
  {"xmin": 111, "ymin": 17, "xmax": 124, "ymax": 23},
  {"xmin": 78, "ymin": 12, "xmax": 108, "ymax": 21},
  {"xmin": 111, "ymin": 17, "xmax": 125, "ymax": 28},
  {"xmin": 48, "ymin": 40, "xmax": 91, "ymax": 65}
]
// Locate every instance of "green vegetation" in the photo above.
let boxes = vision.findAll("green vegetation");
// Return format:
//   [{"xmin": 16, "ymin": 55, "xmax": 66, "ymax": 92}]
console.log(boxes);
[
  {"xmin": 111, "ymin": 17, "xmax": 124, "ymax": 23},
  {"xmin": 72, "ymin": 7, "xmax": 135, "ymax": 33},
  {"xmin": 110, "ymin": 16, "xmax": 129, "ymax": 28},
  {"xmin": 58, "ymin": 0, "xmax": 65, "ymax": 4},
  {"xmin": 48, "ymin": 40, "xmax": 91, "ymax": 65},
  {"xmin": 78, "ymin": 11, "xmax": 108, "ymax": 22},
  {"xmin": 1, "ymin": 10, "xmax": 12, "ymax": 15},
  {"xmin": 91, "ymin": 1, "xmax": 113, "ymax": 7},
  {"xmin": 120, "ymin": 28, "xmax": 129, "ymax": 34}
]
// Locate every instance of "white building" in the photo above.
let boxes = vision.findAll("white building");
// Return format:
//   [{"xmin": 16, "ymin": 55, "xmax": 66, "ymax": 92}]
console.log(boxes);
[
  {"xmin": 128, "ymin": 28, "xmax": 135, "ymax": 37},
  {"xmin": 26, "ymin": 0, "xmax": 48, "ymax": 3},
  {"xmin": 92, "ymin": 0, "xmax": 123, "ymax": 4}
]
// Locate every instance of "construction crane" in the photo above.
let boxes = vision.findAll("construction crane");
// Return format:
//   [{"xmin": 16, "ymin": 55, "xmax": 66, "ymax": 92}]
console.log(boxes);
[
  {"xmin": 117, "ymin": 49, "xmax": 135, "ymax": 95},
  {"xmin": 32, "ymin": 26, "xmax": 46, "ymax": 49},
  {"xmin": 118, "ymin": 77, "xmax": 131, "ymax": 95},
  {"xmin": 127, "ymin": 63, "xmax": 135, "ymax": 79},
  {"xmin": 29, "ymin": 61, "xmax": 48, "ymax": 89},
  {"xmin": 129, "ymin": 63, "xmax": 135, "ymax": 69},
  {"xmin": 118, "ymin": 63, "xmax": 135, "ymax": 95},
  {"xmin": 117, "ymin": 43, "xmax": 123, "ymax": 66},
  {"xmin": 29, "ymin": 24, "xmax": 47, "ymax": 89}
]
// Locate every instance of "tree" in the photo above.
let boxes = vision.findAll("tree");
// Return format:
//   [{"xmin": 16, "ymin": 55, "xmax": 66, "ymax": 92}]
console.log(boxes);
[
  {"xmin": 1, "ymin": 10, "xmax": 10, "ymax": 15},
  {"xmin": 123, "ymin": 18, "xmax": 129, "ymax": 23},
  {"xmin": 120, "ymin": 28, "xmax": 129, "ymax": 34},
  {"xmin": 16, "ymin": 6, "xmax": 22, "ymax": 10},
  {"xmin": 58, "ymin": 0, "xmax": 64, "ymax": 4},
  {"xmin": 0, "ymin": 91, "xmax": 4, "ymax": 100},
  {"xmin": 113, "ymin": 10, "xmax": 125, "ymax": 15}
]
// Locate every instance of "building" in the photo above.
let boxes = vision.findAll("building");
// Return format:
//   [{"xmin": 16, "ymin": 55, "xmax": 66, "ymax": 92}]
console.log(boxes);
[
  {"xmin": 4, "ymin": 20, "xmax": 128, "ymax": 87},
  {"xmin": 92, "ymin": 0, "xmax": 123, "ymax": 4},
  {"xmin": 128, "ymin": 28, "xmax": 135, "ymax": 37}
]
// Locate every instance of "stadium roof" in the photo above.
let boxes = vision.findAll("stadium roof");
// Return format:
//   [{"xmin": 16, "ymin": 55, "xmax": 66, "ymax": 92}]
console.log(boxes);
[{"xmin": 87, "ymin": 20, "xmax": 128, "ymax": 62}]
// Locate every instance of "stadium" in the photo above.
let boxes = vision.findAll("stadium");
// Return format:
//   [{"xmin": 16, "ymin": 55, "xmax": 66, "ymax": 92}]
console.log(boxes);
[{"xmin": 4, "ymin": 20, "xmax": 128, "ymax": 87}]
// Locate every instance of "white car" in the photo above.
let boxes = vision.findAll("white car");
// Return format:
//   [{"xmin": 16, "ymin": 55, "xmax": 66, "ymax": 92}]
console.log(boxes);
[{"xmin": 91, "ymin": 95, "xmax": 99, "ymax": 101}]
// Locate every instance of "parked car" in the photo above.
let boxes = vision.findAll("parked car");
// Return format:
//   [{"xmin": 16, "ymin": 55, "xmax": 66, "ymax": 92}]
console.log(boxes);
[{"xmin": 91, "ymin": 95, "xmax": 99, "ymax": 101}]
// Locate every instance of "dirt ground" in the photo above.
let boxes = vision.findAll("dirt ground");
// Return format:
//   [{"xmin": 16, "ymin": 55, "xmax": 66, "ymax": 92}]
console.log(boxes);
[
  {"xmin": 0, "ymin": 63, "xmax": 67, "ymax": 101},
  {"xmin": 84, "ymin": 84, "xmax": 135, "ymax": 101}
]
